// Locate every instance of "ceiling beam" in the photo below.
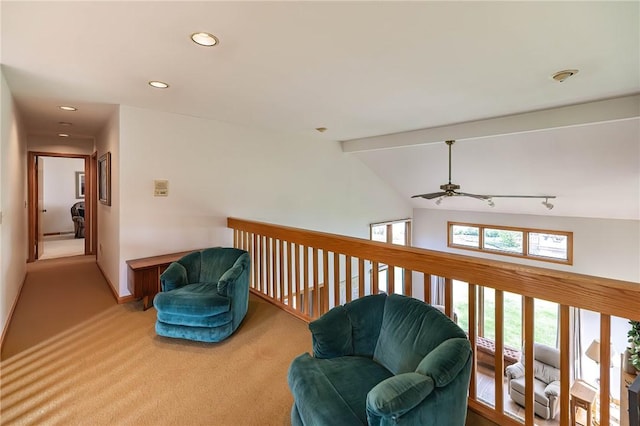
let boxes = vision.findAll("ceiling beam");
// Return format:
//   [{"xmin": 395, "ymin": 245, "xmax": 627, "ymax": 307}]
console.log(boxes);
[{"xmin": 341, "ymin": 94, "xmax": 640, "ymax": 153}]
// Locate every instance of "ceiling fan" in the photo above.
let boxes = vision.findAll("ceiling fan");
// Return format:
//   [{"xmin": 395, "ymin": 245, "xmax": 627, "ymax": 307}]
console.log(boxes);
[{"xmin": 411, "ymin": 140, "xmax": 556, "ymax": 209}]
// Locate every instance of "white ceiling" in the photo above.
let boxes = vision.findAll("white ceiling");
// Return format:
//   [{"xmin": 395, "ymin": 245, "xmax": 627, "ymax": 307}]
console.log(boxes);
[{"xmin": 2, "ymin": 1, "xmax": 639, "ymax": 219}]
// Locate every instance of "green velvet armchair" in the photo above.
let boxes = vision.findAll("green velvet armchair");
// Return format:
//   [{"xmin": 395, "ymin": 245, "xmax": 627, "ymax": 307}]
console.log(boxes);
[
  {"xmin": 153, "ymin": 247, "xmax": 250, "ymax": 343},
  {"xmin": 288, "ymin": 293, "xmax": 472, "ymax": 426}
]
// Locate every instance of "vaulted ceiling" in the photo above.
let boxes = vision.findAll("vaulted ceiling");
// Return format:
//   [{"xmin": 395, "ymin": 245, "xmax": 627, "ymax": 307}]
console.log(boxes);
[{"xmin": 2, "ymin": 1, "xmax": 638, "ymax": 219}]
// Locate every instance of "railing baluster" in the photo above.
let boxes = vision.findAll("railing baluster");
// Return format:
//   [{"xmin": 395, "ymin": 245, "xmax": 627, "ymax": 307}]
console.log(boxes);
[
  {"xmin": 296, "ymin": 244, "xmax": 302, "ymax": 314},
  {"xmin": 273, "ymin": 239, "xmax": 279, "ymax": 300},
  {"xmin": 287, "ymin": 242, "xmax": 293, "ymax": 308},
  {"xmin": 600, "ymin": 314, "xmax": 611, "ymax": 426},
  {"xmin": 345, "ymin": 255, "xmax": 352, "ymax": 303},
  {"xmin": 468, "ymin": 283, "xmax": 477, "ymax": 400},
  {"xmin": 424, "ymin": 273, "xmax": 431, "ymax": 304},
  {"xmin": 494, "ymin": 289, "xmax": 504, "ymax": 414},
  {"xmin": 303, "ymin": 246, "xmax": 309, "ymax": 315},
  {"xmin": 253, "ymin": 233, "xmax": 259, "ymax": 291},
  {"xmin": 313, "ymin": 248, "xmax": 319, "ymax": 318},
  {"xmin": 322, "ymin": 250, "xmax": 329, "ymax": 313},
  {"xmin": 278, "ymin": 239, "xmax": 284, "ymax": 303},
  {"xmin": 404, "ymin": 269, "xmax": 412, "ymax": 297},
  {"xmin": 560, "ymin": 305, "xmax": 570, "ymax": 426},
  {"xmin": 334, "ymin": 253, "xmax": 341, "ymax": 306},
  {"xmin": 372, "ymin": 261, "xmax": 379, "ymax": 295},
  {"xmin": 358, "ymin": 258, "xmax": 365, "ymax": 299},
  {"xmin": 266, "ymin": 238, "xmax": 274, "ymax": 297},
  {"xmin": 445, "ymin": 278, "xmax": 453, "ymax": 319},
  {"xmin": 260, "ymin": 235, "xmax": 265, "ymax": 294},
  {"xmin": 524, "ymin": 296, "xmax": 535, "ymax": 425}
]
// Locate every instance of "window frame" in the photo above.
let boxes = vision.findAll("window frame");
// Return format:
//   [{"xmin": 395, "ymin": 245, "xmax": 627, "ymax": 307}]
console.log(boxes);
[
  {"xmin": 370, "ymin": 218, "xmax": 412, "ymax": 246},
  {"xmin": 448, "ymin": 221, "xmax": 573, "ymax": 265}
]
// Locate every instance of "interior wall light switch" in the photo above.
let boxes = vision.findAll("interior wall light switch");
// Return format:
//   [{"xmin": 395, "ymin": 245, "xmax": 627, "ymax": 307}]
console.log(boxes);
[{"xmin": 154, "ymin": 179, "xmax": 169, "ymax": 197}]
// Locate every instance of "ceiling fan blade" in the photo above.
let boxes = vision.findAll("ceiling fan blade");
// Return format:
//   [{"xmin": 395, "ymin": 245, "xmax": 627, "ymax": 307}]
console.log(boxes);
[
  {"xmin": 411, "ymin": 191, "xmax": 447, "ymax": 200},
  {"xmin": 457, "ymin": 192, "xmax": 491, "ymax": 201},
  {"xmin": 483, "ymin": 195, "xmax": 557, "ymax": 199}
]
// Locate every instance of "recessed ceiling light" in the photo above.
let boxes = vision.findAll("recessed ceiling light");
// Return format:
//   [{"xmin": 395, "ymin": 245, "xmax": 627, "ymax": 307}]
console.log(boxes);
[
  {"xmin": 58, "ymin": 121, "xmax": 73, "ymax": 126},
  {"xmin": 59, "ymin": 106, "xmax": 77, "ymax": 111},
  {"xmin": 149, "ymin": 80, "xmax": 169, "ymax": 89},
  {"xmin": 191, "ymin": 32, "xmax": 219, "ymax": 47},
  {"xmin": 58, "ymin": 133, "xmax": 70, "ymax": 137},
  {"xmin": 551, "ymin": 69, "xmax": 579, "ymax": 82}
]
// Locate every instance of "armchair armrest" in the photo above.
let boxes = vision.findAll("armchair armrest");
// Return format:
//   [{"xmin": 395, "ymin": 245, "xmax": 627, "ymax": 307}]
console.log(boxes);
[
  {"xmin": 505, "ymin": 362, "xmax": 525, "ymax": 380},
  {"xmin": 308, "ymin": 306, "xmax": 353, "ymax": 359},
  {"xmin": 366, "ymin": 372, "xmax": 435, "ymax": 425},
  {"xmin": 545, "ymin": 380, "xmax": 560, "ymax": 398},
  {"xmin": 415, "ymin": 338, "xmax": 472, "ymax": 387},
  {"xmin": 217, "ymin": 264, "xmax": 245, "ymax": 297},
  {"xmin": 160, "ymin": 262, "xmax": 188, "ymax": 292}
]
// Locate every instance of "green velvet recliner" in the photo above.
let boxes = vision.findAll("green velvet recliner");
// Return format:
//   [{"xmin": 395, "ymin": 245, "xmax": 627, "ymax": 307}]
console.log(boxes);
[
  {"xmin": 153, "ymin": 247, "xmax": 250, "ymax": 343},
  {"xmin": 288, "ymin": 293, "xmax": 472, "ymax": 426}
]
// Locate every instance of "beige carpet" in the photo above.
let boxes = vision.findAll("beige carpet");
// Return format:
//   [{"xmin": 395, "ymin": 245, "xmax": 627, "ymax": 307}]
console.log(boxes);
[{"xmin": 1, "ymin": 256, "xmax": 312, "ymax": 426}]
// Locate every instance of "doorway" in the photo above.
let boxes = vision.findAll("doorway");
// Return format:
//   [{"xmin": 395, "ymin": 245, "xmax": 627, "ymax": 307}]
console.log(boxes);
[{"xmin": 28, "ymin": 151, "xmax": 95, "ymax": 262}]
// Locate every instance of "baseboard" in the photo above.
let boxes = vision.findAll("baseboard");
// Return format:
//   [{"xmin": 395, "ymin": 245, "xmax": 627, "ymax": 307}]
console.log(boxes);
[
  {"xmin": 0, "ymin": 272, "xmax": 28, "ymax": 351},
  {"xmin": 96, "ymin": 261, "xmax": 136, "ymax": 305}
]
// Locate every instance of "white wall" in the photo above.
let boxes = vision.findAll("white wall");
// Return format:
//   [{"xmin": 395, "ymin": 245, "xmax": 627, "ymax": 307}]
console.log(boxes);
[
  {"xmin": 95, "ymin": 108, "xmax": 120, "ymax": 294},
  {"xmin": 42, "ymin": 157, "xmax": 84, "ymax": 234},
  {"xmin": 413, "ymin": 208, "xmax": 640, "ymax": 282},
  {"xmin": 28, "ymin": 135, "xmax": 94, "ymax": 155},
  {"xmin": 0, "ymin": 69, "xmax": 28, "ymax": 339},
  {"xmin": 116, "ymin": 105, "xmax": 412, "ymax": 296}
]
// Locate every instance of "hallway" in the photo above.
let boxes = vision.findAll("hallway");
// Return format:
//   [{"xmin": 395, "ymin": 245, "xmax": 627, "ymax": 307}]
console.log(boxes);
[{"xmin": 1, "ymin": 256, "xmax": 115, "ymax": 360}]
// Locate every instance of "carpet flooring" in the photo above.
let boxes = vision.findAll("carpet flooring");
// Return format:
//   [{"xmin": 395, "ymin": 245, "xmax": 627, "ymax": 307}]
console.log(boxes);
[{"xmin": 1, "ymin": 256, "xmax": 312, "ymax": 426}]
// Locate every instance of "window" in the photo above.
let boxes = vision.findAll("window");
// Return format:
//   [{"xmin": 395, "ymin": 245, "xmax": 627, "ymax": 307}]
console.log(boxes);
[
  {"xmin": 370, "ymin": 219, "xmax": 411, "ymax": 246},
  {"xmin": 448, "ymin": 222, "xmax": 572, "ymax": 265},
  {"xmin": 370, "ymin": 219, "xmax": 411, "ymax": 294}
]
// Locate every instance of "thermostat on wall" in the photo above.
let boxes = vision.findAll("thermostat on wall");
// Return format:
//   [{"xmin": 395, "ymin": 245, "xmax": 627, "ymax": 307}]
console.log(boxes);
[{"xmin": 154, "ymin": 179, "xmax": 169, "ymax": 197}]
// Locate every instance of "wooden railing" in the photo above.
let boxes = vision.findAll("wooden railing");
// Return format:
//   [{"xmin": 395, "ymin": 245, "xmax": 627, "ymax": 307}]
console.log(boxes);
[{"xmin": 228, "ymin": 217, "xmax": 640, "ymax": 426}]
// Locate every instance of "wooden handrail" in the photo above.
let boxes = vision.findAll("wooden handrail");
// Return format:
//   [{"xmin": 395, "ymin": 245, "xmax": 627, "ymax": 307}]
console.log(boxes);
[
  {"xmin": 228, "ymin": 217, "xmax": 639, "ymax": 319},
  {"xmin": 228, "ymin": 217, "xmax": 640, "ymax": 426}
]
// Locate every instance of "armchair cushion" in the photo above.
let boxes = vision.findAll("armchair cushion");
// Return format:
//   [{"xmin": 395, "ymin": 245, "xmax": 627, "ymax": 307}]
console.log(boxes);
[
  {"xmin": 374, "ymin": 295, "xmax": 467, "ymax": 375},
  {"xmin": 288, "ymin": 353, "xmax": 393, "ymax": 426},
  {"xmin": 156, "ymin": 282, "xmax": 230, "ymax": 317}
]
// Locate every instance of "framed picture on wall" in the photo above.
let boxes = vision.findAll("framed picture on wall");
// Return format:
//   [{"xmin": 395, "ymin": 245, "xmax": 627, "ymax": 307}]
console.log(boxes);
[
  {"xmin": 75, "ymin": 171, "xmax": 85, "ymax": 199},
  {"xmin": 98, "ymin": 152, "xmax": 111, "ymax": 206}
]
